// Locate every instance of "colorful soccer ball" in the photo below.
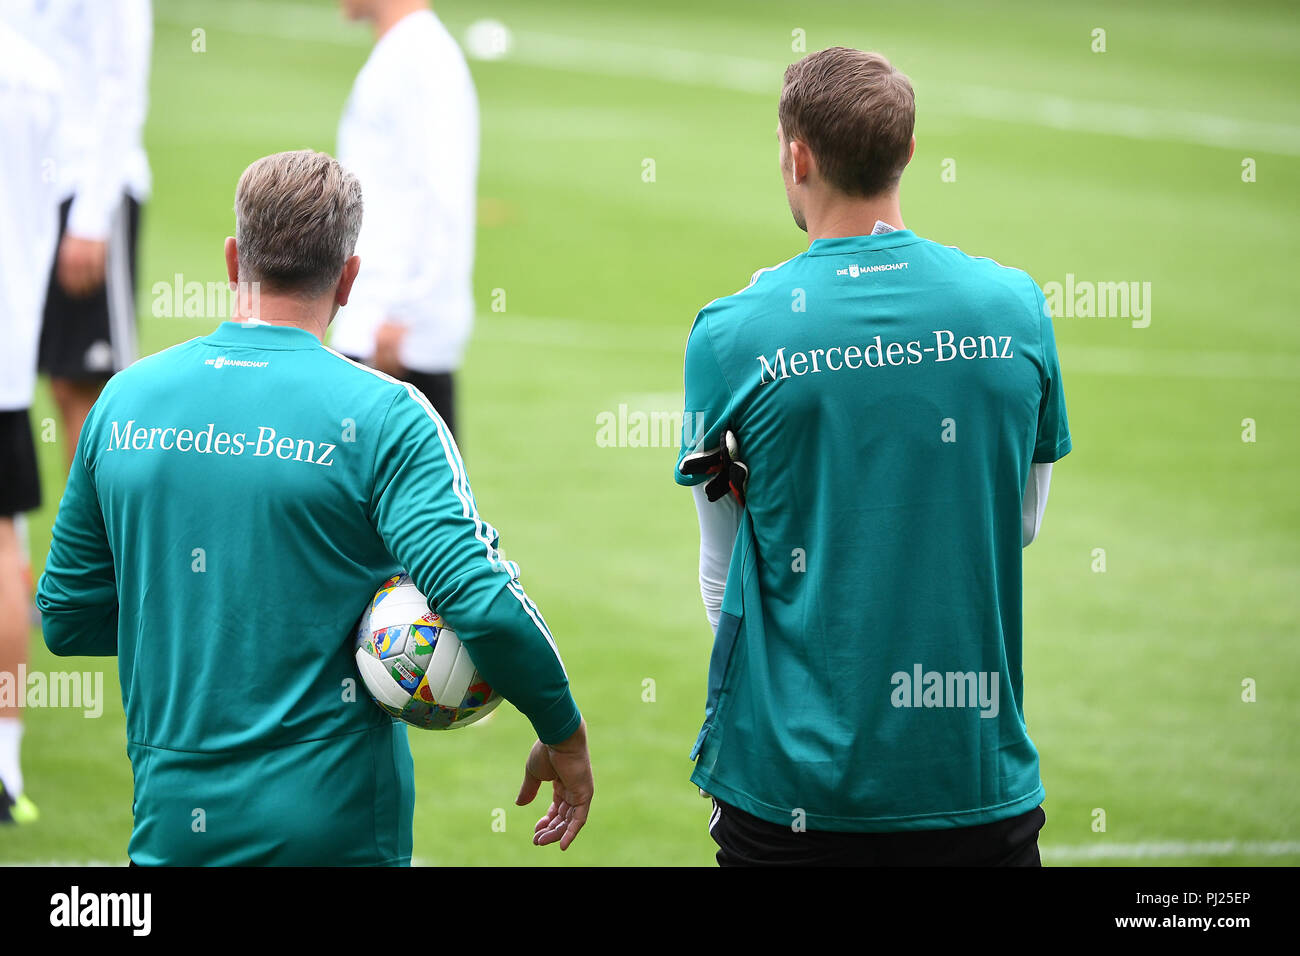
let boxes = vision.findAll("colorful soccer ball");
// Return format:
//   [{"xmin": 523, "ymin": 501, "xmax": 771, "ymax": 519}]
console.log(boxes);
[{"xmin": 354, "ymin": 573, "xmax": 501, "ymax": 730}]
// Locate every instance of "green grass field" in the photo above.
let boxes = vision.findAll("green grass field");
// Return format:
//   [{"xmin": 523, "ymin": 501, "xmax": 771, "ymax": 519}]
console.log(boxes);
[{"xmin": 4, "ymin": 0, "xmax": 1298, "ymax": 866}]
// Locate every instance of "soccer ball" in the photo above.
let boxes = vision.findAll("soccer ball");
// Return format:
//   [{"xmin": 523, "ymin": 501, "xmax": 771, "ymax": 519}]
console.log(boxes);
[
  {"xmin": 464, "ymin": 19, "xmax": 513, "ymax": 61},
  {"xmin": 353, "ymin": 573, "xmax": 501, "ymax": 730}
]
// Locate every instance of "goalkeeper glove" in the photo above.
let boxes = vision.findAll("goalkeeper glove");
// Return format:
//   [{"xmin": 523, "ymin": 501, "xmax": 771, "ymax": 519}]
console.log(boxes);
[{"xmin": 679, "ymin": 429, "xmax": 749, "ymax": 506}]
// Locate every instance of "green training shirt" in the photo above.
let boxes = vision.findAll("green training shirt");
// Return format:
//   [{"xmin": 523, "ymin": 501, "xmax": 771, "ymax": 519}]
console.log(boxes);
[
  {"xmin": 675, "ymin": 230, "xmax": 1070, "ymax": 832},
  {"xmin": 37, "ymin": 320, "xmax": 581, "ymax": 865}
]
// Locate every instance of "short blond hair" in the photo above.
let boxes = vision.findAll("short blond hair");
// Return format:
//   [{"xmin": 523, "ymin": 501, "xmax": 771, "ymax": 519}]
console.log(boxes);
[{"xmin": 234, "ymin": 150, "xmax": 363, "ymax": 295}]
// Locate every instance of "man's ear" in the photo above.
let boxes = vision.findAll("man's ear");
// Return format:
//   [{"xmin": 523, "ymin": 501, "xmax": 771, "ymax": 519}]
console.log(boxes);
[
  {"xmin": 907, "ymin": 135, "xmax": 916, "ymax": 166},
  {"xmin": 789, "ymin": 139, "xmax": 813, "ymax": 185},
  {"xmin": 224, "ymin": 237, "xmax": 239, "ymax": 286},
  {"xmin": 336, "ymin": 255, "xmax": 361, "ymax": 307}
]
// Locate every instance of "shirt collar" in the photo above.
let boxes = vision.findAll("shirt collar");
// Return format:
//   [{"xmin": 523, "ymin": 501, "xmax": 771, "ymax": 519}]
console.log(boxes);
[
  {"xmin": 805, "ymin": 229, "xmax": 921, "ymax": 257},
  {"xmin": 204, "ymin": 319, "xmax": 323, "ymax": 350}
]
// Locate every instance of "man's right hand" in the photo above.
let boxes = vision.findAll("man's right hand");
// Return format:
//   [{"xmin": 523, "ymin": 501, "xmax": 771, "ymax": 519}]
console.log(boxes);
[
  {"xmin": 370, "ymin": 320, "xmax": 407, "ymax": 377},
  {"xmin": 56, "ymin": 235, "xmax": 108, "ymax": 298},
  {"xmin": 515, "ymin": 719, "xmax": 593, "ymax": 851}
]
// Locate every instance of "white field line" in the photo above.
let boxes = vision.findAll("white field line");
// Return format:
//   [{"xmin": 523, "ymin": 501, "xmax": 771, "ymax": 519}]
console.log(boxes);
[
  {"xmin": 1042, "ymin": 840, "xmax": 1300, "ymax": 862},
  {"xmin": 618, "ymin": 392, "xmax": 685, "ymax": 411},
  {"xmin": 939, "ymin": 84, "xmax": 1300, "ymax": 156},
  {"xmin": 475, "ymin": 313, "xmax": 1300, "ymax": 382},
  {"xmin": 155, "ymin": 0, "xmax": 1300, "ymax": 155},
  {"xmin": 1060, "ymin": 344, "xmax": 1300, "ymax": 382}
]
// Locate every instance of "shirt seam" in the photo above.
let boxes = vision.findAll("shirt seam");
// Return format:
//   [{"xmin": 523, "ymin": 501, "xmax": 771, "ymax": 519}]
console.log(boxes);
[
  {"xmin": 127, "ymin": 721, "xmax": 392, "ymax": 756},
  {"xmin": 695, "ymin": 770, "xmax": 1044, "ymax": 826},
  {"xmin": 370, "ymin": 391, "xmax": 403, "ymax": 520},
  {"xmin": 1034, "ymin": 434, "xmax": 1072, "ymax": 462},
  {"xmin": 700, "ymin": 311, "xmax": 737, "ymax": 418},
  {"xmin": 201, "ymin": 340, "xmax": 320, "ymax": 352},
  {"xmin": 804, "ymin": 236, "xmax": 926, "ymax": 257}
]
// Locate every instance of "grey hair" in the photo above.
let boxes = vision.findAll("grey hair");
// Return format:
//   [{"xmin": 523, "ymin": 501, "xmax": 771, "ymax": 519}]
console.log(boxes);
[{"xmin": 234, "ymin": 150, "xmax": 363, "ymax": 296}]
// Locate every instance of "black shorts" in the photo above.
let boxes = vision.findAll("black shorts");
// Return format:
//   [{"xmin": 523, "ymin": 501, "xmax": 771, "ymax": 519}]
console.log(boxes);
[
  {"xmin": 0, "ymin": 410, "xmax": 41, "ymax": 517},
  {"xmin": 342, "ymin": 357, "xmax": 457, "ymax": 438},
  {"xmin": 708, "ymin": 797, "xmax": 1045, "ymax": 867},
  {"xmin": 40, "ymin": 194, "xmax": 141, "ymax": 381},
  {"xmin": 401, "ymin": 368, "xmax": 456, "ymax": 439}
]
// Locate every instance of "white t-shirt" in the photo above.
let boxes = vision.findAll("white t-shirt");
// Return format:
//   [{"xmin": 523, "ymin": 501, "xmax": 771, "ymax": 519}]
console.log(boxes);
[
  {"xmin": 330, "ymin": 9, "xmax": 480, "ymax": 374},
  {"xmin": 11, "ymin": 0, "xmax": 153, "ymax": 239},
  {"xmin": 0, "ymin": 18, "xmax": 62, "ymax": 411}
]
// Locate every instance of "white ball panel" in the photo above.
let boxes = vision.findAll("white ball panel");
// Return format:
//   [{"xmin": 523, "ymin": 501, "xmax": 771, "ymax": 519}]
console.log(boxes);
[
  {"xmin": 369, "ymin": 584, "xmax": 434, "ymax": 632},
  {"xmin": 444, "ymin": 640, "xmax": 479, "ymax": 705},
  {"xmin": 422, "ymin": 626, "xmax": 461, "ymax": 703},
  {"xmin": 355, "ymin": 648, "xmax": 411, "ymax": 710}
]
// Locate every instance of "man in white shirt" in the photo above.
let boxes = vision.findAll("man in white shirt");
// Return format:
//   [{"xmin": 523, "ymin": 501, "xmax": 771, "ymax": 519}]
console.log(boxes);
[
  {"xmin": 0, "ymin": 15, "xmax": 63, "ymax": 825},
  {"xmin": 20, "ymin": 0, "xmax": 153, "ymax": 466},
  {"xmin": 331, "ymin": 0, "xmax": 479, "ymax": 436}
]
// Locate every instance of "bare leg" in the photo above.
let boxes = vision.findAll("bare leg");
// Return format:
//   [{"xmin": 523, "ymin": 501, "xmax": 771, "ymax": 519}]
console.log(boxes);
[
  {"xmin": 49, "ymin": 378, "xmax": 106, "ymax": 466},
  {"xmin": 0, "ymin": 518, "xmax": 27, "ymax": 799}
]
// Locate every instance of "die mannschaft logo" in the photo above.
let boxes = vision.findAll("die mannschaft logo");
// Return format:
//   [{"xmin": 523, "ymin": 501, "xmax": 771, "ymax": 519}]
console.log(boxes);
[{"xmin": 204, "ymin": 355, "xmax": 269, "ymax": 369}]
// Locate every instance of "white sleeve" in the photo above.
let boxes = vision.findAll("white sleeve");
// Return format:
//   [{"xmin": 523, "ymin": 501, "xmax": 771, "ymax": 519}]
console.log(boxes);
[
  {"xmin": 344, "ymin": 57, "xmax": 476, "ymax": 327},
  {"xmin": 693, "ymin": 484, "xmax": 742, "ymax": 633},
  {"xmin": 67, "ymin": 0, "xmax": 152, "ymax": 239},
  {"xmin": 1022, "ymin": 462, "xmax": 1053, "ymax": 548}
]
